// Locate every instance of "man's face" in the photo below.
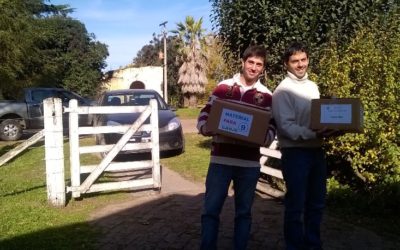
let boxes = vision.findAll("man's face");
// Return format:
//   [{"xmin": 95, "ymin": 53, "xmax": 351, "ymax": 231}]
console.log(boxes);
[
  {"xmin": 241, "ymin": 56, "xmax": 265, "ymax": 85},
  {"xmin": 285, "ymin": 51, "xmax": 309, "ymax": 79}
]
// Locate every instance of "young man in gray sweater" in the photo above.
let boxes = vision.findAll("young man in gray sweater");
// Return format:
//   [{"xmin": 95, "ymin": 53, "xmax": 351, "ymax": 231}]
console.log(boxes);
[{"xmin": 272, "ymin": 42, "xmax": 337, "ymax": 250}]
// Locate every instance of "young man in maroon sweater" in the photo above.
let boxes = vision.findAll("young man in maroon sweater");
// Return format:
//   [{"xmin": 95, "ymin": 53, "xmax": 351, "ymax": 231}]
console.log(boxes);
[{"xmin": 197, "ymin": 45, "xmax": 276, "ymax": 250}]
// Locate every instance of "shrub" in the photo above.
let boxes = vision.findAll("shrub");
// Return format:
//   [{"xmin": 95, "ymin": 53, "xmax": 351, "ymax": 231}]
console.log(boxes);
[{"xmin": 316, "ymin": 10, "xmax": 400, "ymax": 187}]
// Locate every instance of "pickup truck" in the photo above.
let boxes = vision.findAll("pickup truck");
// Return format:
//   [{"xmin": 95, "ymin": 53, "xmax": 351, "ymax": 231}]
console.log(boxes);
[{"xmin": 0, "ymin": 88, "xmax": 93, "ymax": 141}]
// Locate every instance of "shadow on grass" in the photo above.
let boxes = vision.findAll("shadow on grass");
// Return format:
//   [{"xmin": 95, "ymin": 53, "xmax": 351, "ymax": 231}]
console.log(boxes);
[
  {"xmin": 197, "ymin": 138, "xmax": 212, "ymax": 149},
  {"xmin": 1, "ymin": 184, "xmax": 46, "ymax": 198},
  {"xmin": 0, "ymin": 221, "xmax": 96, "ymax": 250},
  {"xmin": 0, "ymin": 144, "xmax": 17, "ymax": 156}
]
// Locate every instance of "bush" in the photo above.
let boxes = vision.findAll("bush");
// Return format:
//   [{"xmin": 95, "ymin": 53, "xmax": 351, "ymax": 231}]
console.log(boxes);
[
  {"xmin": 316, "ymin": 10, "xmax": 400, "ymax": 186},
  {"xmin": 327, "ymin": 176, "xmax": 400, "ymax": 235}
]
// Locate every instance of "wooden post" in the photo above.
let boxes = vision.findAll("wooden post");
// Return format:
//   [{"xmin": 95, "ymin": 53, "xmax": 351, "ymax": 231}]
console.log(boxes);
[
  {"xmin": 150, "ymin": 99, "xmax": 161, "ymax": 188},
  {"xmin": 69, "ymin": 99, "xmax": 81, "ymax": 198},
  {"xmin": 44, "ymin": 98, "xmax": 66, "ymax": 207}
]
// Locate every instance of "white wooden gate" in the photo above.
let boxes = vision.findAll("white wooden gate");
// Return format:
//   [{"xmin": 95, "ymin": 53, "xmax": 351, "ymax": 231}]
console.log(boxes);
[
  {"xmin": 259, "ymin": 139, "xmax": 282, "ymax": 179},
  {"xmin": 256, "ymin": 139, "xmax": 285, "ymax": 198},
  {"xmin": 44, "ymin": 98, "xmax": 161, "ymax": 206}
]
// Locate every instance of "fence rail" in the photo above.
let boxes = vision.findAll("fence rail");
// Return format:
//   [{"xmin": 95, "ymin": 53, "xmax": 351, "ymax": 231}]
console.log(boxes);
[{"xmin": 257, "ymin": 139, "xmax": 285, "ymax": 198}]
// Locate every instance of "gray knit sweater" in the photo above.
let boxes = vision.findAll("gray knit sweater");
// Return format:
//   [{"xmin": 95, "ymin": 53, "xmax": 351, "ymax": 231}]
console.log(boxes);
[{"xmin": 272, "ymin": 72, "xmax": 323, "ymax": 148}]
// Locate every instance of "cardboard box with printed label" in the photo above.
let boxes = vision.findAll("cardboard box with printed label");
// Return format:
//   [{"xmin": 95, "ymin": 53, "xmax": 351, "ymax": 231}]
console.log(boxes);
[
  {"xmin": 310, "ymin": 98, "xmax": 363, "ymax": 133},
  {"xmin": 207, "ymin": 99, "xmax": 271, "ymax": 145}
]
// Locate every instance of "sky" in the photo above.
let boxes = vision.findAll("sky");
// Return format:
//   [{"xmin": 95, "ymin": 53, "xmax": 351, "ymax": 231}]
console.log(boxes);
[{"xmin": 50, "ymin": 0, "xmax": 213, "ymax": 71}]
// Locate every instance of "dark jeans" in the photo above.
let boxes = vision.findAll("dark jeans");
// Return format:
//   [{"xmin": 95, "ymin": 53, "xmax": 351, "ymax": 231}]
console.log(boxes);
[
  {"xmin": 281, "ymin": 147, "xmax": 327, "ymax": 250},
  {"xmin": 200, "ymin": 163, "xmax": 260, "ymax": 250}
]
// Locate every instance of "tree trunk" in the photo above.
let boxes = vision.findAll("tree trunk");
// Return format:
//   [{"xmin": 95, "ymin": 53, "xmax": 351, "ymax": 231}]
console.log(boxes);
[
  {"xmin": 183, "ymin": 94, "xmax": 190, "ymax": 108},
  {"xmin": 189, "ymin": 94, "xmax": 198, "ymax": 108}
]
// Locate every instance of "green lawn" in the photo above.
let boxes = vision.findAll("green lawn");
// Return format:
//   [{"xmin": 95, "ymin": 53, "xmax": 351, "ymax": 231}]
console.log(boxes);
[
  {"xmin": 0, "ymin": 138, "xmax": 127, "ymax": 249},
  {"xmin": 161, "ymin": 133, "xmax": 210, "ymax": 182},
  {"xmin": 175, "ymin": 107, "xmax": 201, "ymax": 119}
]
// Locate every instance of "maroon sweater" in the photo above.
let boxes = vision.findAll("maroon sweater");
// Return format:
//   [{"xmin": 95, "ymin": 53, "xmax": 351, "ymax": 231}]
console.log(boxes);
[{"xmin": 197, "ymin": 74, "xmax": 276, "ymax": 168}]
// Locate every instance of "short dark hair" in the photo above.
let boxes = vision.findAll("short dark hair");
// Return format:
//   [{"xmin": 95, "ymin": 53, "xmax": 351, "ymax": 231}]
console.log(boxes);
[
  {"xmin": 242, "ymin": 45, "xmax": 267, "ymax": 64},
  {"xmin": 282, "ymin": 42, "xmax": 309, "ymax": 64}
]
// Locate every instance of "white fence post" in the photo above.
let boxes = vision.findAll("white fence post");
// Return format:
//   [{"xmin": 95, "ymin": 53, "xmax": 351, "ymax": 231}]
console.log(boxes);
[
  {"xmin": 150, "ymin": 99, "xmax": 161, "ymax": 188},
  {"xmin": 44, "ymin": 98, "xmax": 66, "ymax": 207},
  {"xmin": 69, "ymin": 99, "xmax": 81, "ymax": 198}
]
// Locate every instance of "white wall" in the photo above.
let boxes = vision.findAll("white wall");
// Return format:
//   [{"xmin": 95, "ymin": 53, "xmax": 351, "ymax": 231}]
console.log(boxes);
[{"xmin": 103, "ymin": 66, "xmax": 163, "ymax": 97}]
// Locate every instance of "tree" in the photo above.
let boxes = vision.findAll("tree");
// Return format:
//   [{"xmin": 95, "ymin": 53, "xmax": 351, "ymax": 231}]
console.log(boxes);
[
  {"xmin": 200, "ymin": 35, "xmax": 236, "ymax": 104},
  {"xmin": 133, "ymin": 34, "xmax": 181, "ymax": 106},
  {"xmin": 173, "ymin": 16, "xmax": 208, "ymax": 108},
  {"xmin": 0, "ymin": 0, "xmax": 43, "ymax": 95},
  {"xmin": 0, "ymin": 0, "xmax": 108, "ymax": 98},
  {"xmin": 35, "ymin": 16, "xmax": 108, "ymax": 97},
  {"xmin": 210, "ymin": 0, "xmax": 397, "ymax": 85},
  {"xmin": 133, "ymin": 33, "xmax": 163, "ymax": 67}
]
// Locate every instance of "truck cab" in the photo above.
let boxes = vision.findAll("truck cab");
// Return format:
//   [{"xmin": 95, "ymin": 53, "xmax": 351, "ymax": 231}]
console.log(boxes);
[{"xmin": 0, "ymin": 88, "xmax": 93, "ymax": 141}]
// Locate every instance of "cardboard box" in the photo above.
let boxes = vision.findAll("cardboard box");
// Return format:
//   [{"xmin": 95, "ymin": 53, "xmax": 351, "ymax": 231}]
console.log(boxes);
[
  {"xmin": 207, "ymin": 99, "xmax": 271, "ymax": 145},
  {"xmin": 310, "ymin": 98, "xmax": 363, "ymax": 133}
]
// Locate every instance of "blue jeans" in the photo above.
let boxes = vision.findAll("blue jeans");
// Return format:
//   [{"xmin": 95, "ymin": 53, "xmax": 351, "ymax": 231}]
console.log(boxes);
[
  {"xmin": 200, "ymin": 163, "xmax": 260, "ymax": 250},
  {"xmin": 281, "ymin": 147, "xmax": 327, "ymax": 250}
]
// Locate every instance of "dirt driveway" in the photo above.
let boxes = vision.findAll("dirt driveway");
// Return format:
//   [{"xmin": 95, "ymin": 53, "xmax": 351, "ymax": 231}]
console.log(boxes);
[{"xmin": 180, "ymin": 118, "xmax": 198, "ymax": 133}]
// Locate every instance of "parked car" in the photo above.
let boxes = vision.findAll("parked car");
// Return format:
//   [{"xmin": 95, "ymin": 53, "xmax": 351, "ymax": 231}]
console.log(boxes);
[
  {"xmin": 0, "ymin": 88, "xmax": 93, "ymax": 141},
  {"xmin": 94, "ymin": 89, "xmax": 184, "ymax": 156}
]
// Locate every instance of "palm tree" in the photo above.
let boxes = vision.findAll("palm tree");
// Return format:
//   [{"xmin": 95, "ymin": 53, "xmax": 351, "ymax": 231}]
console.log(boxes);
[{"xmin": 173, "ymin": 16, "xmax": 208, "ymax": 108}]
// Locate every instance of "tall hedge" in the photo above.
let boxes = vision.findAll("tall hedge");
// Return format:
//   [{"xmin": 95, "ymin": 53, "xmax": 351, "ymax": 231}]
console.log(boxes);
[
  {"xmin": 210, "ymin": 0, "xmax": 397, "ymax": 84},
  {"xmin": 316, "ymin": 10, "xmax": 400, "ymax": 186}
]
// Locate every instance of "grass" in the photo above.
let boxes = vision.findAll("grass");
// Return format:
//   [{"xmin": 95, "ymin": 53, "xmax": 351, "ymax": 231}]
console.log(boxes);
[
  {"xmin": 161, "ymin": 133, "xmax": 210, "ymax": 182},
  {"xmin": 0, "ymin": 137, "xmax": 128, "ymax": 250},
  {"xmin": 175, "ymin": 107, "xmax": 201, "ymax": 119}
]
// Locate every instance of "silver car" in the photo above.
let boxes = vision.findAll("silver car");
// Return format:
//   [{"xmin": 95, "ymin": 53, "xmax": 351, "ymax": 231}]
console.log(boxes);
[{"xmin": 95, "ymin": 89, "xmax": 184, "ymax": 157}]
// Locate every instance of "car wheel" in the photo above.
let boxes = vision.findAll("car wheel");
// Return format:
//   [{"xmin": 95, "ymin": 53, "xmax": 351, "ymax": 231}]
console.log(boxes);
[
  {"xmin": 173, "ymin": 147, "xmax": 185, "ymax": 156},
  {"xmin": 0, "ymin": 119, "xmax": 23, "ymax": 141}
]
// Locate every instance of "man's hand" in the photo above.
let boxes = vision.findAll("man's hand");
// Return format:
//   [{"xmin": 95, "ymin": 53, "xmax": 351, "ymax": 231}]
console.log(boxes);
[{"xmin": 200, "ymin": 124, "xmax": 215, "ymax": 136}]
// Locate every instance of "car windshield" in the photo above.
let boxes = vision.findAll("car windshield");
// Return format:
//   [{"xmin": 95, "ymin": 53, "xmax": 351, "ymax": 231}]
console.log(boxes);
[{"xmin": 103, "ymin": 92, "xmax": 168, "ymax": 110}]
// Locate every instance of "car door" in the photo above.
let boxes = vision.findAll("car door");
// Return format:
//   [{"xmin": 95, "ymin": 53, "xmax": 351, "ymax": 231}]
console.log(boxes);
[
  {"xmin": 56, "ymin": 90, "xmax": 93, "ymax": 127},
  {"xmin": 26, "ymin": 89, "xmax": 57, "ymax": 129}
]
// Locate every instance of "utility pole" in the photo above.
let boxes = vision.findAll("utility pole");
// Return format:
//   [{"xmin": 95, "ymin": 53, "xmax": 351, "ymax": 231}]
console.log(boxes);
[{"xmin": 159, "ymin": 21, "xmax": 168, "ymax": 103}]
